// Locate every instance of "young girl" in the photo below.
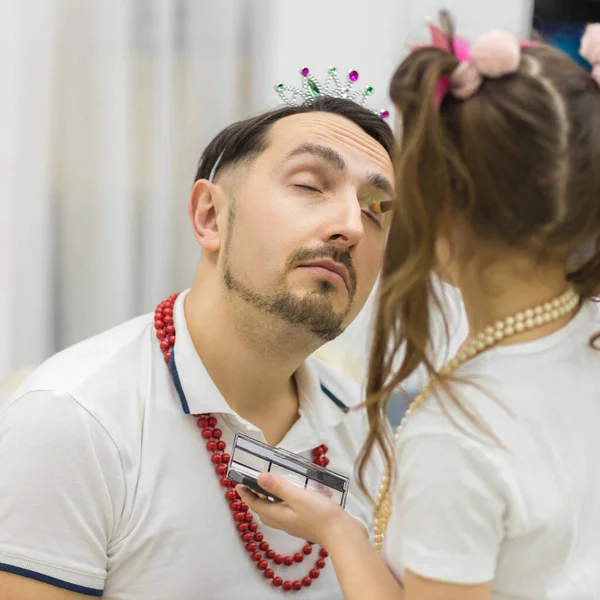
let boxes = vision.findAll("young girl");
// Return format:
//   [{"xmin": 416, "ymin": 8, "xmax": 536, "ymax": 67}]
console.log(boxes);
[{"xmin": 239, "ymin": 12, "xmax": 600, "ymax": 600}]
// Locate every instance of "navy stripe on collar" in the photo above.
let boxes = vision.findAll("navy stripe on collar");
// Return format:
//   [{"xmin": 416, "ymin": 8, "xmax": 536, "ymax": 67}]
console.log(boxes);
[
  {"xmin": 0, "ymin": 564, "xmax": 103, "ymax": 597},
  {"xmin": 169, "ymin": 348, "xmax": 190, "ymax": 414},
  {"xmin": 169, "ymin": 349, "xmax": 348, "ymax": 415},
  {"xmin": 320, "ymin": 383, "xmax": 349, "ymax": 413}
]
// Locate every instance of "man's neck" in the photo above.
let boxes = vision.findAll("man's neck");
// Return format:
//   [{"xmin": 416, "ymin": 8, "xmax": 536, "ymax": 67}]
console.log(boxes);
[{"xmin": 184, "ymin": 284, "xmax": 321, "ymax": 444}]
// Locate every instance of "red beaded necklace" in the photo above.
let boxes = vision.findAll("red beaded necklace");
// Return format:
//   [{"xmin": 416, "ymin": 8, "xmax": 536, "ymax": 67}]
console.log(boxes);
[{"xmin": 155, "ymin": 293, "xmax": 330, "ymax": 592}]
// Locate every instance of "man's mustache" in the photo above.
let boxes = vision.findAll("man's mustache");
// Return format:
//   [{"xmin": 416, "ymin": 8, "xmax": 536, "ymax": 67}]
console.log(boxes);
[{"xmin": 287, "ymin": 246, "xmax": 357, "ymax": 294}]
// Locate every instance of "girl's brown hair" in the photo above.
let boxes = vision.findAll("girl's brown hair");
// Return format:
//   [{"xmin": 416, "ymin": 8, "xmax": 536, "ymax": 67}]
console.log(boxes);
[{"xmin": 358, "ymin": 12, "xmax": 600, "ymax": 497}]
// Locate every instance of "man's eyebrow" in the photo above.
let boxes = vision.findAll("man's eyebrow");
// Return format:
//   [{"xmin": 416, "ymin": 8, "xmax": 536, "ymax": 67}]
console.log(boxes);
[
  {"xmin": 284, "ymin": 142, "xmax": 394, "ymax": 200},
  {"xmin": 364, "ymin": 173, "xmax": 394, "ymax": 200},
  {"xmin": 283, "ymin": 143, "xmax": 347, "ymax": 172}
]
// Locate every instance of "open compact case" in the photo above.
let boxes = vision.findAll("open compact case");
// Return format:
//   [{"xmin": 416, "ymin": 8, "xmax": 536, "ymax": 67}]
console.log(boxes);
[{"xmin": 227, "ymin": 432, "xmax": 349, "ymax": 507}]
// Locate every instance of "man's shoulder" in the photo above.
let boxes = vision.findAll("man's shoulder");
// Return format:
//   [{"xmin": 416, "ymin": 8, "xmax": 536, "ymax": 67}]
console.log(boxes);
[
  {"xmin": 18, "ymin": 313, "xmax": 154, "ymax": 395},
  {"xmin": 4, "ymin": 313, "xmax": 159, "ymax": 440}
]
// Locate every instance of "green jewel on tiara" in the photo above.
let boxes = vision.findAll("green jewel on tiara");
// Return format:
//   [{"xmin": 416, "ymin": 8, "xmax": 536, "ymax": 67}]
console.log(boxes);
[{"xmin": 275, "ymin": 66, "xmax": 390, "ymax": 119}]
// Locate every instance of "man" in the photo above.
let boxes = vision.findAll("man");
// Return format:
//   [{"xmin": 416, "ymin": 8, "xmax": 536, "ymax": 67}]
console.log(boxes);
[{"xmin": 0, "ymin": 92, "xmax": 394, "ymax": 599}]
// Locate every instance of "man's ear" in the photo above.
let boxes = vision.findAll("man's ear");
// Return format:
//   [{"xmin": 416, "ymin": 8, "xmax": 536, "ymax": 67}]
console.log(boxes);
[{"xmin": 188, "ymin": 179, "xmax": 223, "ymax": 252}]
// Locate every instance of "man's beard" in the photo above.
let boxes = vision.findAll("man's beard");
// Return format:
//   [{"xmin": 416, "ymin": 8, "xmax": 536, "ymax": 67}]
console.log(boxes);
[{"xmin": 222, "ymin": 210, "xmax": 357, "ymax": 342}]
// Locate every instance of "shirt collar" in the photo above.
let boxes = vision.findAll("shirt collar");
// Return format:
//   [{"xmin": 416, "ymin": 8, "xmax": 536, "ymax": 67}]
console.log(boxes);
[
  {"xmin": 171, "ymin": 290, "xmax": 236, "ymax": 418},
  {"xmin": 170, "ymin": 290, "xmax": 351, "ymax": 446}
]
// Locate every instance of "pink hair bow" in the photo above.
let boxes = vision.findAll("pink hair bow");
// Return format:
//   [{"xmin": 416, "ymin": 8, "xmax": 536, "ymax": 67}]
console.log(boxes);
[{"xmin": 414, "ymin": 23, "xmax": 541, "ymax": 107}]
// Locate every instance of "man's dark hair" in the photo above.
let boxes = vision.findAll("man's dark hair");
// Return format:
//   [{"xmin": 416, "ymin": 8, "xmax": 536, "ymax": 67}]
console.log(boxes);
[{"xmin": 194, "ymin": 96, "xmax": 395, "ymax": 183}]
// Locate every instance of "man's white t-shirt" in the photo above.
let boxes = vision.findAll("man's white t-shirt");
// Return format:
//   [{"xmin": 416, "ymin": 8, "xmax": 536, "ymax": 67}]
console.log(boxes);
[
  {"xmin": 383, "ymin": 300, "xmax": 600, "ymax": 598},
  {"xmin": 0, "ymin": 291, "xmax": 382, "ymax": 599}
]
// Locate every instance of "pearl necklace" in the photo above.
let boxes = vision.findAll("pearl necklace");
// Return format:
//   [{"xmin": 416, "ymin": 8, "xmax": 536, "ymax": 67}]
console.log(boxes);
[{"xmin": 373, "ymin": 287, "xmax": 580, "ymax": 552}]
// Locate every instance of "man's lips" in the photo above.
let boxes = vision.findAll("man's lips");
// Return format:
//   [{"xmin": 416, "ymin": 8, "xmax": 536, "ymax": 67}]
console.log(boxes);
[{"xmin": 296, "ymin": 260, "xmax": 350, "ymax": 290}]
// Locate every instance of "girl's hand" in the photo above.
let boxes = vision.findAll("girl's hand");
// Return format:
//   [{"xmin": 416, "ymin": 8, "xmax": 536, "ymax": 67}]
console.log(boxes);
[{"xmin": 237, "ymin": 473, "xmax": 367, "ymax": 548}]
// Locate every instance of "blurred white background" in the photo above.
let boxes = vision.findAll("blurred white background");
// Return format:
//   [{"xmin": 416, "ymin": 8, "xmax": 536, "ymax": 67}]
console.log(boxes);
[{"xmin": 0, "ymin": 0, "xmax": 533, "ymax": 382}]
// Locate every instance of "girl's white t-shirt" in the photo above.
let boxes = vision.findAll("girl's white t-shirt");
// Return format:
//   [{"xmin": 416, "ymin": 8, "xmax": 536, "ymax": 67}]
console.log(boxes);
[{"xmin": 382, "ymin": 300, "xmax": 600, "ymax": 599}]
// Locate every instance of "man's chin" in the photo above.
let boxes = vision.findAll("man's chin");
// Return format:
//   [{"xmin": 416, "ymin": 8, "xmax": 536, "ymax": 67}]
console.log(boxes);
[{"xmin": 291, "ymin": 287, "xmax": 352, "ymax": 313}]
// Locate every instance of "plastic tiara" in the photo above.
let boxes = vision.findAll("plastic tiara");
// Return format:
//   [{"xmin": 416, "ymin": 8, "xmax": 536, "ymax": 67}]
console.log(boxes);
[
  {"xmin": 274, "ymin": 66, "xmax": 390, "ymax": 119},
  {"xmin": 208, "ymin": 66, "xmax": 389, "ymax": 183}
]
